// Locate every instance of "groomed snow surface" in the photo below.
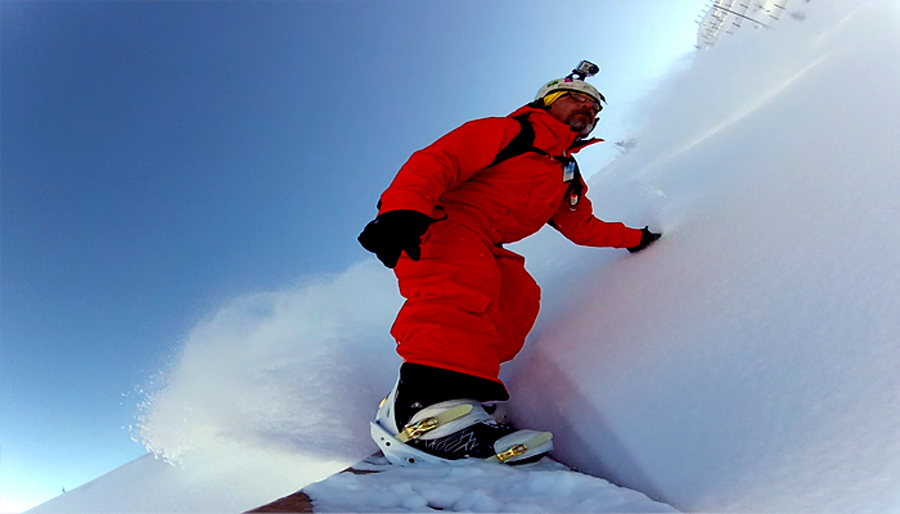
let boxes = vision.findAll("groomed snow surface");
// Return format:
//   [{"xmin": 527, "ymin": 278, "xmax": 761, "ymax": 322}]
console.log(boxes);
[{"xmin": 28, "ymin": 1, "xmax": 900, "ymax": 512}]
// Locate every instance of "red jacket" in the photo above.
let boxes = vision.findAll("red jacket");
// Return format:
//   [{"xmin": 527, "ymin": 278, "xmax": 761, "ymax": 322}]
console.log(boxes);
[{"xmin": 379, "ymin": 106, "xmax": 642, "ymax": 249}]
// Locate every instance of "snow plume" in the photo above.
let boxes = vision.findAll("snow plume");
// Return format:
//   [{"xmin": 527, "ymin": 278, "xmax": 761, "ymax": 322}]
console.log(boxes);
[
  {"xmin": 506, "ymin": 1, "xmax": 900, "ymax": 512},
  {"xmin": 136, "ymin": 260, "xmax": 403, "ymax": 465}
]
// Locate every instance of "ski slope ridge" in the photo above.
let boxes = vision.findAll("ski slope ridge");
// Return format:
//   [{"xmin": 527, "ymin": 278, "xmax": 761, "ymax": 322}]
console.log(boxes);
[{"xmin": 28, "ymin": 1, "xmax": 900, "ymax": 512}]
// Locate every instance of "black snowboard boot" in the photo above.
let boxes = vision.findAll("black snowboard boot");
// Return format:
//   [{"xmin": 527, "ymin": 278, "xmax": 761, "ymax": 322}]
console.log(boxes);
[{"xmin": 371, "ymin": 363, "xmax": 553, "ymax": 466}]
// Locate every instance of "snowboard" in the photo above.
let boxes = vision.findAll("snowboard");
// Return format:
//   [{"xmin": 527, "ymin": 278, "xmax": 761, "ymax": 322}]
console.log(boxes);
[{"xmin": 245, "ymin": 451, "xmax": 677, "ymax": 513}]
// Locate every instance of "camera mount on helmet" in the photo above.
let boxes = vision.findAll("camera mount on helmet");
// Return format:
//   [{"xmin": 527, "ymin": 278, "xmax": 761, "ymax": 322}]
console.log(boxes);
[
  {"xmin": 566, "ymin": 60, "xmax": 600, "ymax": 81},
  {"xmin": 535, "ymin": 60, "xmax": 606, "ymax": 106}
]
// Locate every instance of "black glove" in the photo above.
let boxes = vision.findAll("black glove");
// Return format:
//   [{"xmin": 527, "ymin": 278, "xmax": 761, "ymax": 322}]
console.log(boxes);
[
  {"xmin": 358, "ymin": 210, "xmax": 436, "ymax": 268},
  {"xmin": 627, "ymin": 226, "xmax": 662, "ymax": 254}
]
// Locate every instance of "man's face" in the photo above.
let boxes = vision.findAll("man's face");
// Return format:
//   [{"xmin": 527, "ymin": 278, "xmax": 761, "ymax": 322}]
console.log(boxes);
[{"xmin": 546, "ymin": 92, "xmax": 601, "ymax": 137}]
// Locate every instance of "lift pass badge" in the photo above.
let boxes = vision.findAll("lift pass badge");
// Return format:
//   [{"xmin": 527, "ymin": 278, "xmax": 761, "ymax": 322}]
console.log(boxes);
[{"xmin": 563, "ymin": 161, "xmax": 576, "ymax": 182}]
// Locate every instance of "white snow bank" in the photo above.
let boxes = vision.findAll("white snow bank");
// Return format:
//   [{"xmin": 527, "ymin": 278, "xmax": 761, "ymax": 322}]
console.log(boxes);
[
  {"xmin": 506, "ymin": 1, "xmax": 900, "ymax": 512},
  {"xmin": 304, "ymin": 457, "xmax": 675, "ymax": 513}
]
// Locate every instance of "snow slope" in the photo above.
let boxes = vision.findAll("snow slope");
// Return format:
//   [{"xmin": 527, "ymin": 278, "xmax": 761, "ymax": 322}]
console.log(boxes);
[
  {"xmin": 23, "ymin": 452, "xmax": 345, "ymax": 514},
  {"xmin": 301, "ymin": 456, "xmax": 675, "ymax": 513},
  {"xmin": 505, "ymin": 1, "xmax": 900, "ymax": 511},
  {"xmin": 28, "ymin": 1, "xmax": 900, "ymax": 512}
]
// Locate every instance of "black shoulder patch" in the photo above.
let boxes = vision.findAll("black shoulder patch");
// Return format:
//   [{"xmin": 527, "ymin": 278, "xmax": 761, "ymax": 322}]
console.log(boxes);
[{"xmin": 489, "ymin": 116, "xmax": 537, "ymax": 168}]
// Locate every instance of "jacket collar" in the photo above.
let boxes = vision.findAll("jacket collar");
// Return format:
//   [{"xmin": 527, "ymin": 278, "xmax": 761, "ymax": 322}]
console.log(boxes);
[{"xmin": 507, "ymin": 105, "xmax": 603, "ymax": 156}]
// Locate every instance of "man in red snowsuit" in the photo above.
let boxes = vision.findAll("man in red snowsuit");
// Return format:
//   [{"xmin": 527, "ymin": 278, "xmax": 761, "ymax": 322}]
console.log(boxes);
[{"xmin": 359, "ymin": 64, "xmax": 661, "ymax": 465}]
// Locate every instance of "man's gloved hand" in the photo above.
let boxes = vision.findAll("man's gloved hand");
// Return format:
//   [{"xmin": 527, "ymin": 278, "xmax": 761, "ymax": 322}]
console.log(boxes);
[
  {"xmin": 358, "ymin": 210, "xmax": 436, "ymax": 268},
  {"xmin": 627, "ymin": 226, "xmax": 662, "ymax": 254}
]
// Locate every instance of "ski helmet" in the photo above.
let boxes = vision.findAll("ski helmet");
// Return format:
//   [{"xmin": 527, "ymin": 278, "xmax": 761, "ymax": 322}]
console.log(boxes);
[{"xmin": 535, "ymin": 60, "xmax": 606, "ymax": 109}]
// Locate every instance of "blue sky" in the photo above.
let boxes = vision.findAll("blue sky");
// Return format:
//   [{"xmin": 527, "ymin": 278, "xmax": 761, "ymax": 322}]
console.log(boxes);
[{"xmin": 1, "ymin": 1, "xmax": 702, "ymax": 510}]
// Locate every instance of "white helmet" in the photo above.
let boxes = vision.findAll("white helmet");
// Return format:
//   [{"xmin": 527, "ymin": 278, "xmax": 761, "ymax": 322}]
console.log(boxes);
[
  {"xmin": 534, "ymin": 78, "xmax": 606, "ymax": 108},
  {"xmin": 534, "ymin": 60, "xmax": 606, "ymax": 108}
]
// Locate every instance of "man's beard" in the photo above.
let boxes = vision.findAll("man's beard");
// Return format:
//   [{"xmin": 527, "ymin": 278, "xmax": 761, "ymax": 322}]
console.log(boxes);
[{"xmin": 566, "ymin": 111, "xmax": 596, "ymax": 137}]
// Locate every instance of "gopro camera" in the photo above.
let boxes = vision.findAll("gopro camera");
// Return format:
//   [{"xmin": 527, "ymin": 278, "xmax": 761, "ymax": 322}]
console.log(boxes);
[{"xmin": 571, "ymin": 60, "xmax": 600, "ymax": 80}]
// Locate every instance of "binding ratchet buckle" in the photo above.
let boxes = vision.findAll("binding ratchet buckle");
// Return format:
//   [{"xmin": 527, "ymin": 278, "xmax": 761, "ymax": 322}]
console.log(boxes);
[
  {"xmin": 396, "ymin": 404, "xmax": 474, "ymax": 443},
  {"xmin": 495, "ymin": 443, "xmax": 529, "ymax": 462},
  {"xmin": 486, "ymin": 431, "xmax": 553, "ymax": 464},
  {"xmin": 399, "ymin": 417, "xmax": 439, "ymax": 442}
]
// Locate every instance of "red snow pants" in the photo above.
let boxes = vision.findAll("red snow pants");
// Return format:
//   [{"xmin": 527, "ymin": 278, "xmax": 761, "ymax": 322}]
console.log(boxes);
[{"xmin": 391, "ymin": 219, "xmax": 541, "ymax": 385}]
